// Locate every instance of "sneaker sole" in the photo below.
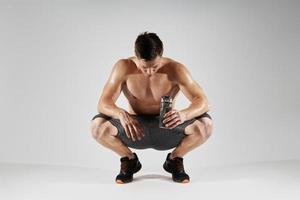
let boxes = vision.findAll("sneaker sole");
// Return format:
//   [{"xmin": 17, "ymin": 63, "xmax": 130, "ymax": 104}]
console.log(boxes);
[
  {"xmin": 182, "ymin": 180, "xmax": 190, "ymax": 183},
  {"xmin": 174, "ymin": 178, "xmax": 190, "ymax": 183},
  {"xmin": 116, "ymin": 179, "xmax": 126, "ymax": 184},
  {"xmin": 115, "ymin": 162, "xmax": 142, "ymax": 184},
  {"xmin": 163, "ymin": 162, "xmax": 190, "ymax": 183}
]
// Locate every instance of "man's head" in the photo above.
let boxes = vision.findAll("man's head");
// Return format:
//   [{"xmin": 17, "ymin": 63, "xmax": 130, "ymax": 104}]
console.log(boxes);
[
  {"xmin": 134, "ymin": 32, "xmax": 163, "ymax": 76},
  {"xmin": 134, "ymin": 31, "xmax": 163, "ymax": 61}
]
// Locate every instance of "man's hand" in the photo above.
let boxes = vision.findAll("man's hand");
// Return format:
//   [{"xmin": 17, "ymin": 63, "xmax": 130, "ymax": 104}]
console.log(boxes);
[
  {"xmin": 118, "ymin": 110, "xmax": 145, "ymax": 141},
  {"xmin": 163, "ymin": 109, "xmax": 187, "ymax": 129}
]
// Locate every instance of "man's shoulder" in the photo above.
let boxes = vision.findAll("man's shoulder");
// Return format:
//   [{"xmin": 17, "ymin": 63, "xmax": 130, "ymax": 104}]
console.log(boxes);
[
  {"xmin": 161, "ymin": 57, "xmax": 185, "ymax": 69},
  {"xmin": 111, "ymin": 58, "xmax": 136, "ymax": 76},
  {"xmin": 163, "ymin": 59, "xmax": 191, "ymax": 84},
  {"xmin": 164, "ymin": 59, "xmax": 188, "ymax": 76}
]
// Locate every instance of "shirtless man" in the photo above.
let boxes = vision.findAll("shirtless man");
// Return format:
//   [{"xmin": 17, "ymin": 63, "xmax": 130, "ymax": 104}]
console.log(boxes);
[{"xmin": 90, "ymin": 32, "xmax": 213, "ymax": 184}]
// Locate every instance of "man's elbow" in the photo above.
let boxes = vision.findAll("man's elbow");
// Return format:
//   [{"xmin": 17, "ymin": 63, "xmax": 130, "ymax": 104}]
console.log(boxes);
[
  {"xmin": 204, "ymin": 100, "xmax": 211, "ymax": 113},
  {"xmin": 205, "ymin": 103, "xmax": 211, "ymax": 113},
  {"xmin": 97, "ymin": 105, "xmax": 104, "ymax": 114},
  {"xmin": 97, "ymin": 99, "xmax": 115, "ymax": 114},
  {"xmin": 97, "ymin": 100, "xmax": 106, "ymax": 113},
  {"xmin": 194, "ymin": 96, "xmax": 210, "ymax": 113},
  {"xmin": 200, "ymin": 98, "xmax": 210, "ymax": 113}
]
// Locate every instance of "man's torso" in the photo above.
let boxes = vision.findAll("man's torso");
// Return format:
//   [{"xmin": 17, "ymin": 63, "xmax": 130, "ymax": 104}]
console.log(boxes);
[{"xmin": 122, "ymin": 56, "xmax": 180, "ymax": 115}]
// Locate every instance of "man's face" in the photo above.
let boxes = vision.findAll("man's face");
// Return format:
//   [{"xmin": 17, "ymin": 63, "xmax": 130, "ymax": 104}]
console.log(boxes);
[{"xmin": 137, "ymin": 56, "xmax": 161, "ymax": 76}]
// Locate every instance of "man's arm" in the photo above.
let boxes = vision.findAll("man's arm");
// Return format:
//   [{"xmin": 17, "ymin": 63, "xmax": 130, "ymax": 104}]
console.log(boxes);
[
  {"xmin": 97, "ymin": 59, "xmax": 127, "ymax": 119},
  {"xmin": 175, "ymin": 63, "xmax": 210, "ymax": 121}
]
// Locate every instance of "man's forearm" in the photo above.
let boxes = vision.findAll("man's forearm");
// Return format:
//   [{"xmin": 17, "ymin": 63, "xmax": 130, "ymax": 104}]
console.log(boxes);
[
  {"xmin": 179, "ymin": 97, "xmax": 210, "ymax": 121},
  {"xmin": 98, "ymin": 102, "xmax": 126, "ymax": 119}
]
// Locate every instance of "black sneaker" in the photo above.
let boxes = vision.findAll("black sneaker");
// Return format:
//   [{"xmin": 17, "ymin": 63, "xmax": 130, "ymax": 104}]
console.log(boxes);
[
  {"xmin": 163, "ymin": 153, "xmax": 190, "ymax": 183},
  {"xmin": 115, "ymin": 153, "xmax": 142, "ymax": 184}
]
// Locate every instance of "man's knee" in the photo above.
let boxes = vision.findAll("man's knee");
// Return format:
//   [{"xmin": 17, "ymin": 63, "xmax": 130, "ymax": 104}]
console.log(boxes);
[
  {"xmin": 90, "ymin": 119, "xmax": 115, "ymax": 142},
  {"xmin": 205, "ymin": 119, "xmax": 213, "ymax": 138},
  {"xmin": 198, "ymin": 118, "xmax": 213, "ymax": 140},
  {"xmin": 186, "ymin": 118, "xmax": 213, "ymax": 141}
]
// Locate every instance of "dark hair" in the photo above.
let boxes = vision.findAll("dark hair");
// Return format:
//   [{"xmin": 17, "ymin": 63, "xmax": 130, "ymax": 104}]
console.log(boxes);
[{"xmin": 134, "ymin": 31, "xmax": 163, "ymax": 61}]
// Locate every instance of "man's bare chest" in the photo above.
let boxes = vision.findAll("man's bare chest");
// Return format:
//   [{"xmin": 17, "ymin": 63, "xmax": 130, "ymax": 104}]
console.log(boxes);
[{"xmin": 122, "ymin": 73, "xmax": 179, "ymax": 103}]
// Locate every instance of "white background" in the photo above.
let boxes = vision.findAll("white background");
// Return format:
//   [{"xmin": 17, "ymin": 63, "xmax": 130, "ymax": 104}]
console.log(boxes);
[{"xmin": 0, "ymin": 0, "xmax": 299, "ymax": 170}]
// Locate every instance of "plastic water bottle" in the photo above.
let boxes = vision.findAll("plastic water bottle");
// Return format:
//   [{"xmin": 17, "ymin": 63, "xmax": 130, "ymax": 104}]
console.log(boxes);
[{"xmin": 159, "ymin": 95, "xmax": 173, "ymax": 129}]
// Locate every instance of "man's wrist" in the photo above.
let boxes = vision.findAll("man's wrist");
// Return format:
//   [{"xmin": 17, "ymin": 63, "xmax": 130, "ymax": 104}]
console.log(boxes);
[
  {"xmin": 179, "ymin": 110, "xmax": 188, "ymax": 122},
  {"xmin": 117, "ymin": 108, "xmax": 127, "ymax": 119}
]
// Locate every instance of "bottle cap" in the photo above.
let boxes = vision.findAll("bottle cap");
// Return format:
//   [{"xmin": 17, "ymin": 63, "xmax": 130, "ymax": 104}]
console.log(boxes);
[{"xmin": 161, "ymin": 95, "xmax": 172, "ymax": 103}]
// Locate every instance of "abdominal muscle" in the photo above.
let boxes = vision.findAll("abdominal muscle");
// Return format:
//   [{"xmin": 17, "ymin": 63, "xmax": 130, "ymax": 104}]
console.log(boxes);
[
  {"xmin": 127, "ymin": 101, "xmax": 161, "ymax": 115},
  {"xmin": 122, "ymin": 83, "xmax": 179, "ymax": 115}
]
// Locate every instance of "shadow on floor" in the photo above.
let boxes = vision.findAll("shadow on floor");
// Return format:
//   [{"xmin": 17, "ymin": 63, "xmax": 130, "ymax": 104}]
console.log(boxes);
[{"xmin": 133, "ymin": 173, "xmax": 172, "ymax": 183}]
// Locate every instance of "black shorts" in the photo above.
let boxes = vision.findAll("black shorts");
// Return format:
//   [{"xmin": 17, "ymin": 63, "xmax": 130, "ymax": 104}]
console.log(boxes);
[{"xmin": 91, "ymin": 112, "xmax": 212, "ymax": 151}]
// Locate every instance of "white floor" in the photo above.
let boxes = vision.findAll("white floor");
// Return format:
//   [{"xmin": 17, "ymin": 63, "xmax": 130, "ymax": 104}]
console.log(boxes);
[{"xmin": 1, "ymin": 160, "xmax": 299, "ymax": 200}]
